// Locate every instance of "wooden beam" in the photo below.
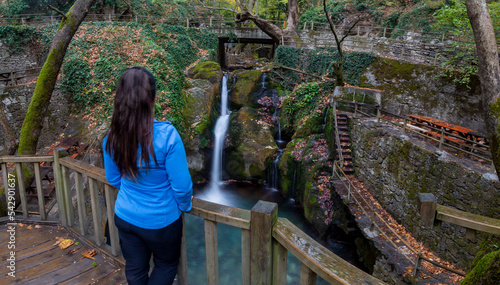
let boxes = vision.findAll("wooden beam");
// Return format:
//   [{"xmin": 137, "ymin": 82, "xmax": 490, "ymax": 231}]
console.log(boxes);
[
  {"xmin": 272, "ymin": 218, "xmax": 386, "ymax": 285},
  {"xmin": 418, "ymin": 193, "xmax": 437, "ymax": 228},
  {"xmin": 436, "ymin": 204, "xmax": 500, "ymax": 235},
  {"xmin": 250, "ymin": 200, "xmax": 278, "ymax": 285},
  {"xmin": 205, "ymin": 219, "xmax": 219, "ymax": 285},
  {"xmin": 0, "ymin": 155, "xmax": 54, "ymax": 163},
  {"xmin": 190, "ymin": 198, "xmax": 251, "ymax": 229}
]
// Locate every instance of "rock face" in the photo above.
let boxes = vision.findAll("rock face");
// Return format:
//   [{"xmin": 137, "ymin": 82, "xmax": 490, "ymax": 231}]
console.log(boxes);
[
  {"xmin": 228, "ymin": 69, "xmax": 263, "ymax": 109},
  {"xmin": 279, "ymin": 135, "xmax": 332, "ymax": 236},
  {"xmin": 182, "ymin": 61, "xmax": 222, "ymax": 181},
  {"xmin": 351, "ymin": 118, "xmax": 500, "ymax": 269},
  {"xmin": 226, "ymin": 106, "xmax": 277, "ymax": 181},
  {"xmin": 361, "ymin": 58, "xmax": 485, "ymax": 134}
]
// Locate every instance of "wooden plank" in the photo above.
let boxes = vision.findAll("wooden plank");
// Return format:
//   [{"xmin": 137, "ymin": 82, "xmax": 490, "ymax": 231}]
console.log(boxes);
[
  {"xmin": 89, "ymin": 178, "xmax": 104, "ymax": 246},
  {"xmin": 0, "ymin": 155, "xmax": 54, "ymax": 163},
  {"xmin": 0, "ymin": 247, "xmax": 62, "ymax": 277},
  {"xmin": 104, "ymin": 184, "xmax": 120, "ymax": 256},
  {"xmin": 22, "ymin": 246, "xmax": 106, "ymax": 285},
  {"xmin": 272, "ymin": 218, "xmax": 386, "ymax": 285},
  {"xmin": 250, "ymin": 200, "xmax": 278, "ymax": 285},
  {"xmin": 272, "ymin": 239, "xmax": 287, "ymax": 285},
  {"xmin": 0, "ymin": 225, "xmax": 64, "ymax": 256},
  {"xmin": 15, "ymin": 162, "xmax": 28, "ymax": 219},
  {"xmin": 1, "ymin": 163, "xmax": 10, "ymax": 208},
  {"xmin": 75, "ymin": 172, "xmax": 86, "ymax": 235},
  {"xmin": 418, "ymin": 193, "xmax": 436, "ymax": 228},
  {"xmin": 242, "ymin": 228, "xmax": 251, "ymax": 285},
  {"xmin": 94, "ymin": 268, "xmax": 127, "ymax": 284},
  {"xmin": 34, "ymin": 163, "xmax": 47, "ymax": 220},
  {"xmin": 58, "ymin": 261, "xmax": 120, "ymax": 285},
  {"xmin": 205, "ymin": 219, "xmax": 219, "ymax": 285},
  {"xmin": 178, "ymin": 214, "xmax": 189, "ymax": 285},
  {"xmin": 53, "ymin": 148, "xmax": 68, "ymax": 226},
  {"xmin": 300, "ymin": 263, "xmax": 317, "ymax": 285},
  {"xmin": 61, "ymin": 165, "xmax": 74, "ymax": 227},
  {"xmin": 59, "ymin": 157, "xmax": 108, "ymax": 184},
  {"xmin": 190, "ymin": 198, "xmax": 251, "ymax": 229},
  {"xmin": 436, "ymin": 204, "xmax": 500, "ymax": 235}
]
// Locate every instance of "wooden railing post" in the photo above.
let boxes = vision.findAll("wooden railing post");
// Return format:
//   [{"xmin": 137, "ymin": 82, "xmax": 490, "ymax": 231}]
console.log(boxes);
[
  {"xmin": 418, "ymin": 193, "xmax": 437, "ymax": 228},
  {"xmin": 53, "ymin": 148, "xmax": 68, "ymax": 225},
  {"xmin": 61, "ymin": 165, "xmax": 74, "ymax": 226},
  {"xmin": 178, "ymin": 214, "xmax": 189, "ymax": 285},
  {"xmin": 33, "ymin": 163, "xmax": 46, "ymax": 220},
  {"xmin": 376, "ymin": 106, "xmax": 381, "ymax": 125},
  {"xmin": 14, "ymin": 163, "xmax": 28, "ymax": 219},
  {"xmin": 439, "ymin": 130, "xmax": 445, "ymax": 151},
  {"xmin": 250, "ymin": 200, "xmax": 278, "ymax": 285}
]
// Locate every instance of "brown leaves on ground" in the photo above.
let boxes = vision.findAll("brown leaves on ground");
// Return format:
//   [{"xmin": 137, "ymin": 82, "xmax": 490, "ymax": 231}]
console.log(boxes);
[{"xmin": 81, "ymin": 249, "xmax": 98, "ymax": 260}]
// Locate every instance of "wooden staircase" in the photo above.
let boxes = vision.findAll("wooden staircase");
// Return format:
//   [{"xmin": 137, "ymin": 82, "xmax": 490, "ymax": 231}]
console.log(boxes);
[{"xmin": 336, "ymin": 112, "xmax": 354, "ymax": 175}]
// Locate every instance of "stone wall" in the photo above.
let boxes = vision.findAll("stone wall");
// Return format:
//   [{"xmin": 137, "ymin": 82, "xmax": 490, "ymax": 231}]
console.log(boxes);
[
  {"xmin": 350, "ymin": 118, "xmax": 500, "ymax": 269},
  {"xmin": 360, "ymin": 58, "xmax": 485, "ymax": 134},
  {"xmin": 0, "ymin": 83, "xmax": 72, "ymax": 154}
]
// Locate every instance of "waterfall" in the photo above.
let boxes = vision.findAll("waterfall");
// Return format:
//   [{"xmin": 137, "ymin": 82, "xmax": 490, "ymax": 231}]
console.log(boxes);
[
  {"xmin": 210, "ymin": 74, "xmax": 230, "ymax": 190},
  {"xmin": 268, "ymin": 149, "xmax": 283, "ymax": 189}
]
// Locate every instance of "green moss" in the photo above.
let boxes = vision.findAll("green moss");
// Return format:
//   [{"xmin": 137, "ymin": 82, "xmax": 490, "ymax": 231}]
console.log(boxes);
[
  {"xmin": 189, "ymin": 61, "xmax": 221, "ymax": 83},
  {"xmin": 461, "ymin": 250, "xmax": 500, "ymax": 285}
]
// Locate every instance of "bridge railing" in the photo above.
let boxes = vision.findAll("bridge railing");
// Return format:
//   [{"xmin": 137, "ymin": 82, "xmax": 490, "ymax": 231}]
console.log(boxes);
[
  {"xmin": 0, "ymin": 151, "xmax": 386, "ymax": 284},
  {"xmin": 334, "ymin": 99, "xmax": 493, "ymax": 165}
]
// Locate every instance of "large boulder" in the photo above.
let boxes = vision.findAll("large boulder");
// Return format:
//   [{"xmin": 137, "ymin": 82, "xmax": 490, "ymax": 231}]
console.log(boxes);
[
  {"xmin": 226, "ymin": 106, "xmax": 277, "ymax": 181},
  {"xmin": 228, "ymin": 69, "xmax": 263, "ymax": 109},
  {"xmin": 185, "ymin": 61, "xmax": 222, "ymax": 84},
  {"xmin": 182, "ymin": 61, "xmax": 222, "ymax": 181}
]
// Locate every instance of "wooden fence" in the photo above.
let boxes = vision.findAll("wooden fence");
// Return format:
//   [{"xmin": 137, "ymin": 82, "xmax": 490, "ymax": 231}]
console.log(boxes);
[{"xmin": 0, "ymin": 151, "xmax": 385, "ymax": 284}]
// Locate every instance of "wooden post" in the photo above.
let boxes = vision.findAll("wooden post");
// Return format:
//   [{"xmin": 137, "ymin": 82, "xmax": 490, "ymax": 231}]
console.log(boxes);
[
  {"xmin": 53, "ymin": 148, "xmax": 68, "ymax": 225},
  {"xmin": 15, "ymin": 163, "xmax": 28, "ymax": 219},
  {"xmin": 75, "ymin": 172, "xmax": 86, "ymax": 235},
  {"xmin": 434, "ymin": 52, "xmax": 439, "ymax": 66},
  {"xmin": 413, "ymin": 252, "xmax": 422, "ymax": 278},
  {"xmin": 205, "ymin": 219, "xmax": 218, "ymax": 285},
  {"xmin": 33, "ymin": 163, "xmax": 46, "ymax": 221},
  {"xmin": 250, "ymin": 200, "xmax": 278, "ymax": 285},
  {"xmin": 300, "ymin": 263, "xmax": 317, "ymax": 285},
  {"xmin": 61, "ymin": 165, "xmax": 74, "ymax": 226},
  {"xmin": 441, "ymin": 32, "xmax": 446, "ymax": 43},
  {"xmin": 10, "ymin": 71, "xmax": 15, "ymax": 86},
  {"xmin": 303, "ymin": 22, "xmax": 307, "ymax": 30},
  {"xmin": 354, "ymin": 101, "xmax": 358, "ymax": 118},
  {"xmin": 418, "ymin": 193, "xmax": 437, "ymax": 228},
  {"xmin": 311, "ymin": 21, "xmax": 314, "ymax": 31},
  {"xmin": 209, "ymin": 16, "xmax": 213, "ymax": 26},
  {"xmin": 357, "ymin": 26, "xmax": 360, "ymax": 36},
  {"xmin": 401, "ymin": 46, "xmax": 405, "ymax": 59},
  {"xmin": 89, "ymin": 178, "xmax": 104, "ymax": 246},
  {"xmin": 178, "ymin": 214, "xmax": 189, "ymax": 285},
  {"xmin": 439, "ymin": 130, "xmax": 445, "ymax": 151},
  {"xmin": 104, "ymin": 185, "xmax": 119, "ymax": 256},
  {"xmin": 242, "ymin": 229, "xmax": 251, "ymax": 285},
  {"xmin": 2, "ymin": 163, "xmax": 10, "ymax": 208},
  {"xmin": 135, "ymin": 15, "xmax": 138, "ymax": 22},
  {"xmin": 383, "ymin": 27, "xmax": 386, "ymax": 38},
  {"xmin": 186, "ymin": 18, "xmax": 190, "ymax": 28},
  {"xmin": 376, "ymin": 106, "xmax": 381, "ymax": 125},
  {"xmin": 51, "ymin": 16, "xmax": 54, "ymax": 25},
  {"xmin": 403, "ymin": 116, "xmax": 407, "ymax": 133},
  {"xmin": 272, "ymin": 240, "xmax": 287, "ymax": 285}
]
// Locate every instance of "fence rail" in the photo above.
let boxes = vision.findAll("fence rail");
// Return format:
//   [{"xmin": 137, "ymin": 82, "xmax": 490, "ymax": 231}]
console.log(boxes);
[
  {"xmin": 0, "ymin": 152, "xmax": 386, "ymax": 284},
  {"xmin": 335, "ymin": 99, "xmax": 492, "ymax": 164}
]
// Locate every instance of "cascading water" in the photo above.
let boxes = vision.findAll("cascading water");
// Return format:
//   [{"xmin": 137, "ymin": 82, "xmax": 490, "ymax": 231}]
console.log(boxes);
[{"xmin": 210, "ymin": 74, "xmax": 230, "ymax": 190}]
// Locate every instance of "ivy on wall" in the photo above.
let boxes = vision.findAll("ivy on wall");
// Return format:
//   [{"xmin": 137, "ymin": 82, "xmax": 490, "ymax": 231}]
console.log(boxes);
[{"xmin": 274, "ymin": 46, "xmax": 375, "ymax": 86}]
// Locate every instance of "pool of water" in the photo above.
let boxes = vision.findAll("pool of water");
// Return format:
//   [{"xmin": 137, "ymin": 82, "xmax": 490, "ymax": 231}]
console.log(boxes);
[{"xmin": 185, "ymin": 182, "xmax": 365, "ymax": 284}]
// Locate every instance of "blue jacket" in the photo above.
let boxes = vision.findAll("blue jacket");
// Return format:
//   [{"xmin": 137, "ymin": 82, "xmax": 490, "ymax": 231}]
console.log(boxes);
[{"xmin": 103, "ymin": 120, "xmax": 193, "ymax": 229}]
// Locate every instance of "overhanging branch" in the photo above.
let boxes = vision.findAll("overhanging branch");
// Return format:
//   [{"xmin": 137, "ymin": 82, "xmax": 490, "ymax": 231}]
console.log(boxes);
[{"xmin": 48, "ymin": 5, "xmax": 67, "ymax": 20}]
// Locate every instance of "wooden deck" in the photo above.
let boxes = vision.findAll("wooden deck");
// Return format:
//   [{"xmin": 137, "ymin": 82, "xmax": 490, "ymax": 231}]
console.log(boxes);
[{"xmin": 0, "ymin": 222, "xmax": 126, "ymax": 284}]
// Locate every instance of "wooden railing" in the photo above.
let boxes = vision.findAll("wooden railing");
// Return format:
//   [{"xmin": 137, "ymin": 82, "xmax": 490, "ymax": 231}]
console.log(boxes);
[
  {"xmin": 0, "ymin": 151, "xmax": 386, "ymax": 284},
  {"xmin": 334, "ymin": 99, "xmax": 493, "ymax": 165}
]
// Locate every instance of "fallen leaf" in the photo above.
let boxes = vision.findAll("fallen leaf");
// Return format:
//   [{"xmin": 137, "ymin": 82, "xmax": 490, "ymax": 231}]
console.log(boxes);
[{"xmin": 59, "ymin": 239, "xmax": 75, "ymax": 249}]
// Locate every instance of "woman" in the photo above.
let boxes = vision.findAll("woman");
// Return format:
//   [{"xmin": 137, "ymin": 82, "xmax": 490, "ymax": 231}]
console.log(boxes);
[{"xmin": 103, "ymin": 66, "xmax": 192, "ymax": 285}]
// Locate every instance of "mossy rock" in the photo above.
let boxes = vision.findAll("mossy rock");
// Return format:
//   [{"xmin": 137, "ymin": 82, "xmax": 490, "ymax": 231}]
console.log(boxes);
[
  {"xmin": 292, "ymin": 113, "xmax": 324, "ymax": 139},
  {"xmin": 226, "ymin": 106, "xmax": 277, "ymax": 181},
  {"xmin": 228, "ymin": 69, "xmax": 263, "ymax": 109},
  {"xmin": 185, "ymin": 61, "xmax": 222, "ymax": 84},
  {"xmin": 461, "ymin": 250, "xmax": 500, "ymax": 285}
]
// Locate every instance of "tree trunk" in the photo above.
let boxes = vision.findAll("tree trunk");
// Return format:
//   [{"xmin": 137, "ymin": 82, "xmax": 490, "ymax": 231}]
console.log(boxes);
[
  {"xmin": 465, "ymin": 0, "xmax": 500, "ymax": 173},
  {"xmin": 235, "ymin": 0, "xmax": 300, "ymax": 45},
  {"xmin": 17, "ymin": 0, "xmax": 95, "ymax": 156},
  {"xmin": 0, "ymin": 104, "xmax": 18, "ymax": 155}
]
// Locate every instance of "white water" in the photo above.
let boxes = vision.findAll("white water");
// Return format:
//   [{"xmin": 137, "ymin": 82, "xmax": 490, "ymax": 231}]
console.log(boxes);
[{"xmin": 210, "ymin": 74, "xmax": 230, "ymax": 191}]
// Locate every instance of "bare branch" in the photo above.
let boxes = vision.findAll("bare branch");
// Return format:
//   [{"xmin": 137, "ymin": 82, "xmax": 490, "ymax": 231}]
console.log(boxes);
[
  {"xmin": 323, "ymin": 0, "xmax": 341, "ymax": 52},
  {"xmin": 339, "ymin": 18, "xmax": 362, "ymax": 43},
  {"xmin": 195, "ymin": 0, "xmax": 239, "ymax": 14},
  {"xmin": 48, "ymin": 5, "xmax": 67, "ymax": 20}
]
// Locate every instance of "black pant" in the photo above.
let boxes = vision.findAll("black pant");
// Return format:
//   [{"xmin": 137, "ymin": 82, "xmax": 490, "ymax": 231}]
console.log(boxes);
[{"xmin": 115, "ymin": 214, "xmax": 183, "ymax": 285}]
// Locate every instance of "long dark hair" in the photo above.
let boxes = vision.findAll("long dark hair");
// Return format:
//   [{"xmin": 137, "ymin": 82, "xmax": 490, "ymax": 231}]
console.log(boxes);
[{"xmin": 106, "ymin": 66, "xmax": 158, "ymax": 180}]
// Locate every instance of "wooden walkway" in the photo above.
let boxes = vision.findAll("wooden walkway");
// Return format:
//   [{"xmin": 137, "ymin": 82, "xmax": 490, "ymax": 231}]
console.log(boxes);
[{"xmin": 0, "ymin": 222, "xmax": 126, "ymax": 284}]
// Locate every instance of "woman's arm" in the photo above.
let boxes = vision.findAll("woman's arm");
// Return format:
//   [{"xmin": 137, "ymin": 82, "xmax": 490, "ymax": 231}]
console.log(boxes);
[{"xmin": 165, "ymin": 127, "xmax": 193, "ymax": 212}]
